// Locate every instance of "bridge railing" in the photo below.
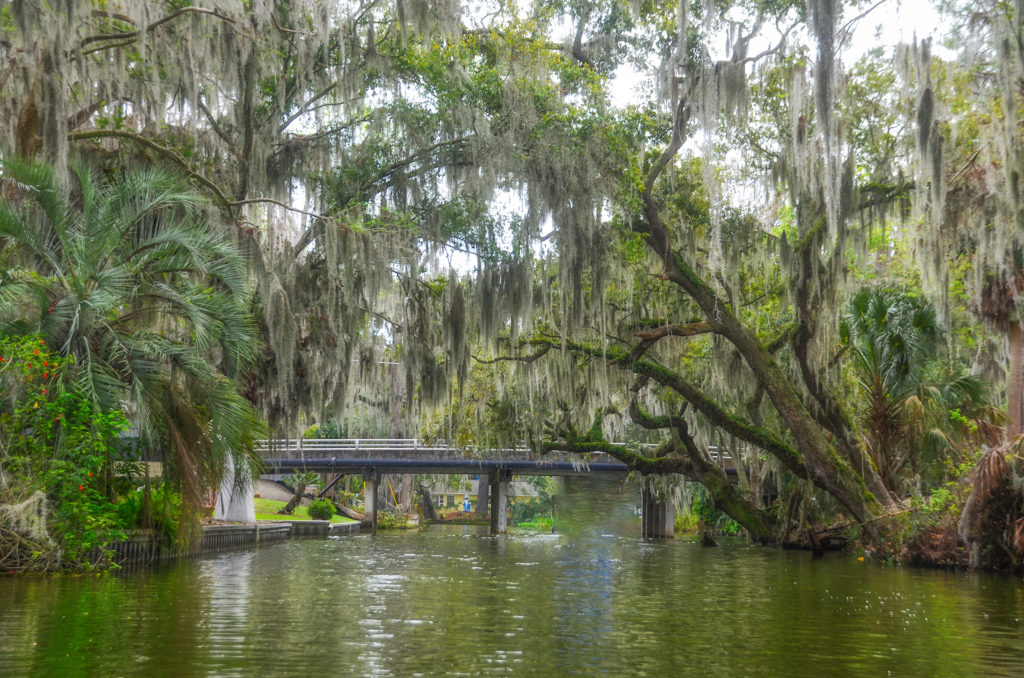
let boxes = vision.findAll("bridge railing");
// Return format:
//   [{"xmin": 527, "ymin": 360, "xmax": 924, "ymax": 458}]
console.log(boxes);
[
  {"xmin": 256, "ymin": 438, "xmax": 625, "ymax": 463},
  {"xmin": 256, "ymin": 438, "xmax": 732, "ymax": 467}
]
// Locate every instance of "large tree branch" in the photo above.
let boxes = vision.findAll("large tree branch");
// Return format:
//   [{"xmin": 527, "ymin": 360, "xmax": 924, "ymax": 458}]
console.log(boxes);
[
  {"xmin": 635, "ymin": 178, "xmax": 889, "ymax": 523},
  {"xmin": 274, "ymin": 115, "xmax": 373, "ymax": 153},
  {"xmin": 789, "ymin": 209, "xmax": 894, "ymax": 508},
  {"xmin": 520, "ymin": 335, "xmax": 809, "ymax": 477},
  {"xmin": 644, "ymin": 94, "xmax": 691, "ymax": 196},
  {"xmin": 473, "ymin": 342, "xmax": 552, "ymax": 364},
  {"xmin": 79, "ymin": 7, "xmax": 237, "ymax": 50},
  {"xmin": 546, "ymin": 400, "xmax": 777, "ymax": 540},
  {"xmin": 625, "ymin": 321, "xmax": 716, "ymax": 362},
  {"xmin": 68, "ymin": 129, "xmax": 331, "ymax": 223},
  {"xmin": 196, "ymin": 99, "xmax": 238, "ymax": 158},
  {"xmin": 279, "ymin": 83, "xmax": 338, "ymax": 133},
  {"xmin": 68, "ymin": 129, "xmax": 235, "ymax": 209},
  {"xmin": 359, "ymin": 137, "xmax": 472, "ymax": 197}
]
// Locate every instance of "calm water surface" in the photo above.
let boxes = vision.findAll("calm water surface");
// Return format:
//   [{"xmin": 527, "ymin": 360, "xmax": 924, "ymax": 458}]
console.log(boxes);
[{"xmin": 2, "ymin": 478, "xmax": 1024, "ymax": 677}]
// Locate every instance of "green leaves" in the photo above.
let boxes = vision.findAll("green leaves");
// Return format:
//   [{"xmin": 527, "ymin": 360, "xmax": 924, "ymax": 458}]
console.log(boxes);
[
  {"xmin": 0, "ymin": 334, "xmax": 129, "ymax": 568},
  {"xmin": 0, "ymin": 159, "xmax": 264, "ymax": 527}
]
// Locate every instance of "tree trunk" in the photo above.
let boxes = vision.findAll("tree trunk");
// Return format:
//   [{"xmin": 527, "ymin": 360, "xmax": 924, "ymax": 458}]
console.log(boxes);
[
  {"xmin": 279, "ymin": 478, "xmax": 308, "ymax": 514},
  {"xmin": 475, "ymin": 476, "xmax": 489, "ymax": 517},
  {"xmin": 1008, "ymin": 321, "xmax": 1024, "ymax": 440},
  {"xmin": 338, "ymin": 504, "xmax": 364, "ymax": 521},
  {"xmin": 636, "ymin": 204, "xmax": 894, "ymax": 535},
  {"xmin": 418, "ymin": 484, "xmax": 438, "ymax": 521},
  {"xmin": 398, "ymin": 474, "xmax": 413, "ymax": 513}
]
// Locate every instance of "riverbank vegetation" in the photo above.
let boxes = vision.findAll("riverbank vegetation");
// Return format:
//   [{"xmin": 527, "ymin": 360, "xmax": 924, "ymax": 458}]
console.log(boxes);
[{"xmin": 1, "ymin": 0, "xmax": 1024, "ymax": 572}]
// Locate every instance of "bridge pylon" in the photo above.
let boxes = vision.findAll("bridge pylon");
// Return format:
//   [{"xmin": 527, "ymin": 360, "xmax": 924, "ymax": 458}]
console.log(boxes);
[
  {"xmin": 640, "ymin": 485, "xmax": 674, "ymax": 539},
  {"xmin": 362, "ymin": 470, "xmax": 379, "ymax": 535},
  {"xmin": 488, "ymin": 470, "xmax": 511, "ymax": 535}
]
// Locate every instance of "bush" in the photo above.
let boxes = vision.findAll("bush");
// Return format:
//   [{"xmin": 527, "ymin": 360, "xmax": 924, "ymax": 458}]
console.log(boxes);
[
  {"xmin": 308, "ymin": 498, "xmax": 335, "ymax": 520},
  {"xmin": 0, "ymin": 335, "xmax": 132, "ymax": 570}
]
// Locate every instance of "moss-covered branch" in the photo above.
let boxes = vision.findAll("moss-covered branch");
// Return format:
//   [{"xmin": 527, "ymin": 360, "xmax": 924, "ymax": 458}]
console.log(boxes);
[
  {"xmin": 68, "ymin": 129, "xmax": 330, "ymax": 224},
  {"xmin": 790, "ymin": 207, "xmax": 893, "ymax": 507},
  {"xmin": 547, "ymin": 399, "xmax": 778, "ymax": 541},
  {"xmin": 79, "ymin": 7, "xmax": 237, "ymax": 52},
  {"xmin": 523, "ymin": 334, "xmax": 809, "ymax": 478},
  {"xmin": 625, "ymin": 321, "xmax": 716, "ymax": 362}
]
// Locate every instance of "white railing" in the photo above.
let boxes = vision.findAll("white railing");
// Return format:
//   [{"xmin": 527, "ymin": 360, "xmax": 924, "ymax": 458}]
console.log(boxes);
[
  {"xmin": 256, "ymin": 438, "xmax": 539, "ymax": 460},
  {"xmin": 256, "ymin": 438, "xmax": 732, "ymax": 466}
]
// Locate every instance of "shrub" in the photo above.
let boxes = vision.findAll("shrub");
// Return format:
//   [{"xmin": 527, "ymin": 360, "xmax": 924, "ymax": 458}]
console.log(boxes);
[
  {"xmin": 0, "ymin": 335, "xmax": 131, "ymax": 570},
  {"xmin": 308, "ymin": 498, "xmax": 335, "ymax": 520}
]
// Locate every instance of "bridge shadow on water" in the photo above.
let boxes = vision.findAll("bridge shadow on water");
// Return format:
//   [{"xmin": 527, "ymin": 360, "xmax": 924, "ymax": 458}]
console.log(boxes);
[{"xmin": 546, "ymin": 475, "xmax": 641, "ymax": 540}]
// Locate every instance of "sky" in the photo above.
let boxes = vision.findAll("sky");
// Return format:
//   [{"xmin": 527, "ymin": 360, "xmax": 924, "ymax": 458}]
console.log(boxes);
[
  {"xmin": 609, "ymin": 0, "xmax": 947, "ymax": 108},
  {"xmin": 847, "ymin": 0, "xmax": 948, "ymax": 58}
]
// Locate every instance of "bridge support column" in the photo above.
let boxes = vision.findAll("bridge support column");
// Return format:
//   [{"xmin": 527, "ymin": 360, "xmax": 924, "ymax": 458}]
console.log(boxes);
[
  {"xmin": 489, "ymin": 470, "xmax": 509, "ymax": 535},
  {"xmin": 641, "ymin": 486, "xmax": 674, "ymax": 539},
  {"xmin": 363, "ymin": 471, "xmax": 379, "ymax": 535}
]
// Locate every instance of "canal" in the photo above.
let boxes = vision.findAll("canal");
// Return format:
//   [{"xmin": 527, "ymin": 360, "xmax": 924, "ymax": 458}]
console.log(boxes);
[{"xmin": 1, "ymin": 477, "xmax": 1023, "ymax": 676}]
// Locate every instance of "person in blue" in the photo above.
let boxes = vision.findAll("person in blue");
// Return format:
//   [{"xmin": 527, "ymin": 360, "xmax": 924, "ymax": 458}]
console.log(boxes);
[{"xmin": 462, "ymin": 495, "xmax": 471, "ymax": 512}]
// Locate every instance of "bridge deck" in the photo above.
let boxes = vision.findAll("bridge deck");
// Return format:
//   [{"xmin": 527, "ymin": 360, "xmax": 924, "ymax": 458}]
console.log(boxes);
[{"xmin": 258, "ymin": 439, "xmax": 735, "ymax": 477}]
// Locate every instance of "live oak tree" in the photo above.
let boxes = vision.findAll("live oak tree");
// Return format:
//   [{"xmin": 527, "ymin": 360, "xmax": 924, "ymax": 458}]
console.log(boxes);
[
  {"xmin": 0, "ymin": 0, "xmax": 635, "ymax": 430},
  {"xmin": 0, "ymin": 1, "xmax": 1010, "ymax": 549}
]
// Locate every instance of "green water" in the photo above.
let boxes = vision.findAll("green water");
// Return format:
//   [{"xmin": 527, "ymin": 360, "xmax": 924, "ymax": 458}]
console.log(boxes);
[{"xmin": 2, "ymin": 478, "xmax": 1023, "ymax": 677}]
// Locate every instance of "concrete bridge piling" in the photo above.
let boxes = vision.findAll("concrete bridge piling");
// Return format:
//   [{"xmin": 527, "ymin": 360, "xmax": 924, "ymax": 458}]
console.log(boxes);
[
  {"xmin": 640, "ymin": 486, "xmax": 675, "ymax": 539},
  {"xmin": 489, "ymin": 470, "xmax": 510, "ymax": 535}
]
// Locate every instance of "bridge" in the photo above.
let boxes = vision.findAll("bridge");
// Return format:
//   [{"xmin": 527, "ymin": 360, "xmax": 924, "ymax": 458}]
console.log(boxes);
[{"xmin": 249, "ymin": 439, "xmax": 735, "ymax": 538}]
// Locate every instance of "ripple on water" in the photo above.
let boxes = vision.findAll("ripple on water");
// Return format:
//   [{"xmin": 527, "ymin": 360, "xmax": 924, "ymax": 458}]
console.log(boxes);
[{"xmin": 2, "ymin": 479, "xmax": 1024, "ymax": 677}]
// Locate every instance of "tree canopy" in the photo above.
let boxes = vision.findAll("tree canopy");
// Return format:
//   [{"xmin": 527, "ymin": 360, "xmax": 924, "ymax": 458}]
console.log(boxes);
[{"xmin": 2, "ymin": 0, "xmax": 1023, "ymax": 564}]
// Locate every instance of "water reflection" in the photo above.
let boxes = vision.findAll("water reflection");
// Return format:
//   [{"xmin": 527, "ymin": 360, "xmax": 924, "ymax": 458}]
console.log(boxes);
[
  {"xmin": 200, "ymin": 551, "xmax": 254, "ymax": 676},
  {"xmin": 1, "ymin": 477, "xmax": 1023, "ymax": 676}
]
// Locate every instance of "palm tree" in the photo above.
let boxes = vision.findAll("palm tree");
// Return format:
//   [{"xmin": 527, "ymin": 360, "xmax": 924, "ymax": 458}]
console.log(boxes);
[
  {"xmin": 979, "ymin": 265, "xmax": 1024, "ymax": 441},
  {"xmin": 0, "ymin": 159, "xmax": 265, "ymax": 528},
  {"xmin": 840, "ymin": 288, "xmax": 942, "ymax": 493}
]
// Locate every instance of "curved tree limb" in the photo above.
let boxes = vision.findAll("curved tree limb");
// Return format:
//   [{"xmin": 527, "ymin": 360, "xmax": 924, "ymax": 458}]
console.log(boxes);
[
  {"xmin": 625, "ymin": 321, "xmax": 716, "ymax": 362},
  {"xmin": 544, "ymin": 399, "xmax": 777, "ymax": 540},
  {"xmin": 517, "ymin": 334, "xmax": 809, "ymax": 477},
  {"xmin": 68, "ymin": 129, "xmax": 332, "ymax": 224},
  {"xmin": 79, "ymin": 7, "xmax": 237, "ymax": 50},
  {"xmin": 790, "ymin": 211, "xmax": 893, "ymax": 506}
]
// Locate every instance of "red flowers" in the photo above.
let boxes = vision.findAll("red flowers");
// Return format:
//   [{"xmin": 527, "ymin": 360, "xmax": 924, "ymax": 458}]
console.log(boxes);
[
  {"xmin": 41, "ymin": 389, "xmax": 46, "ymax": 394},
  {"xmin": 43, "ymin": 361, "xmax": 48, "ymax": 366},
  {"xmin": 78, "ymin": 485, "xmax": 83, "ymax": 491},
  {"xmin": 26, "ymin": 363, "xmax": 32, "ymax": 368},
  {"xmin": 88, "ymin": 472, "xmax": 92, "ymax": 477}
]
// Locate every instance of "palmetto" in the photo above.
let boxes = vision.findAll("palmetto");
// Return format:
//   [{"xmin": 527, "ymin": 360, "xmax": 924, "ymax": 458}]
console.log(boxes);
[
  {"xmin": 841, "ymin": 288, "xmax": 941, "ymax": 492},
  {"xmin": 840, "ymin": 287, "xmax": 993, "ymax": 492},
  {"xmin": 0, "ymin": 159, "xmax": 264, "ymax": 519}
]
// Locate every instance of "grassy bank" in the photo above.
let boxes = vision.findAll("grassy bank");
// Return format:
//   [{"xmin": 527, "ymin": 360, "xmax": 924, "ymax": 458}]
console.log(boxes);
[{"xmin": 254, "ymin": 498, "xmax": 357, "ymax": 524}]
